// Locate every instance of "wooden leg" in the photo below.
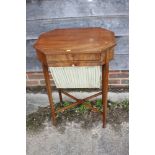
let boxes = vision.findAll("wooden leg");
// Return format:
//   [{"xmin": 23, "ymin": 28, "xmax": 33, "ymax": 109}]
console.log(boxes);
[
  {"xmin": 42, "ymin": 64, "xmax": 56, "ymax": 125},
  {"xmin": 58, "ymin": 89, "xmax": 63, "ymax": 106},
  {"xmin": 102, "ymin": 63, "xmax": 109, "ymax": 128}
]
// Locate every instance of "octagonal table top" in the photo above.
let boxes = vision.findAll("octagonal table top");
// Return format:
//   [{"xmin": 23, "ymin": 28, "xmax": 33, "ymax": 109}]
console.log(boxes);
[{"xmin": 34, "ymin": 27, "xmax": 116, "ymax": 55}]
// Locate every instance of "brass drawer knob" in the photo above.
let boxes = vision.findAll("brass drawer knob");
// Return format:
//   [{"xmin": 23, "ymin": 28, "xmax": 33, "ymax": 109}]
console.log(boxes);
[{"xmin": 66, "ymin": 49, "xmax": 71, "ymax": 52}]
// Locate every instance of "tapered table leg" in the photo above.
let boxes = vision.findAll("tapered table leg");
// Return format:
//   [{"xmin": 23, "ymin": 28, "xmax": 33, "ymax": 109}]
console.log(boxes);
[
  {"xmin": 102, "ymin": 62, "xmax": 109, "ymax": 128},
  {"xmin": 42, "ymin": 64, "xmax": 56, "ymax": 125}
]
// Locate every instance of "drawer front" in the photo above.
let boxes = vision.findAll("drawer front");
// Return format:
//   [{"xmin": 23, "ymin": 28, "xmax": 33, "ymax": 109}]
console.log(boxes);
[
  {"xmin": 47, "ymin": 54, "xmax": 70, "ymax": 61},
  {"xmin": 72, "ymin": 53, "xmax": 100, "ymax": 61},
  {"xmin": 46, "ymin": 53, "xmax": 101, "ymax": 62}
]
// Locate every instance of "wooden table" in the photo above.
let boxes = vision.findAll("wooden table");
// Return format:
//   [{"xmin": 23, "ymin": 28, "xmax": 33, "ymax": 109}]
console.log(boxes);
[{"xmin": 34, "ymin": 27, "xmax": 116, "ymax": 128}]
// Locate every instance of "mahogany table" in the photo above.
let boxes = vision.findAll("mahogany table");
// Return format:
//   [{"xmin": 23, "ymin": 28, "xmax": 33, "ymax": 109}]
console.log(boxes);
[{"xmin": 33, "ymin": 27, "xmax": 116, "ymax": 128}]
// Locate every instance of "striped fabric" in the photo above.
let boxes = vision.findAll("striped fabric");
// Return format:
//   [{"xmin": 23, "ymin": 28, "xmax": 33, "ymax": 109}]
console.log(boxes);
[{"xmin": 49, "ymin": 66, "xmax": 101, "ymax": 88}]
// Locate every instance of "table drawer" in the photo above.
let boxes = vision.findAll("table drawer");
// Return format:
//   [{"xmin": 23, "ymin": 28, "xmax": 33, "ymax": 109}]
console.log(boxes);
[
  {"xmin": 46, "ymin": 53, "xmax": 101, "ymax": 62},
  {"xmin": 47, "ymin": 54, "xmax": 69, "ymax": 61},
  {"xmin": 72, "ymin": 53, "xmax": 100, "ymax": 61}
]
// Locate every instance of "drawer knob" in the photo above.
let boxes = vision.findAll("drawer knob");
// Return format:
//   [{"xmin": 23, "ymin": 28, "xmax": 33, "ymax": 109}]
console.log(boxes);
[
  {"xmin": 72, "ymin": 64, "xmax": 75, "ymax": 67},
  {"xmin": 66, "ymin": 49, "xmax": 71, "ymax": 52}
]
